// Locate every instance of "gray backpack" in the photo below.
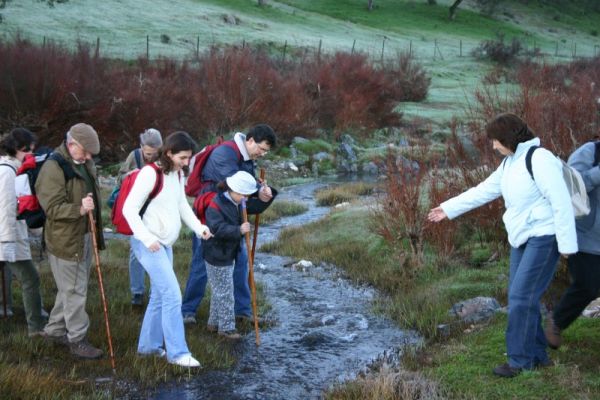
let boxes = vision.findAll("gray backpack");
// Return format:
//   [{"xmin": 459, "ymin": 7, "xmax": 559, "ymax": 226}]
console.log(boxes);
[{"xmin": 525, "ymin": 145, "xmax": 591, "ymax": 218}]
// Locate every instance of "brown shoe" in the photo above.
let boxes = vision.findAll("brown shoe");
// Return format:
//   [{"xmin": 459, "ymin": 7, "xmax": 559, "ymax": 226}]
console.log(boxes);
[
  {"xmin": 69, "ymin": 339, "xmax": 103, "ymax": 359},
  {"xmin": 544, "ymin": 316, "xmax": 562, "ymax": 350},
  {"xmin": 218, "ymin": 330, "xmax": 242, "ymax": 340},
  {"xmin": 492, "ymin": 363, "xmax": 522, "ymax": 378}
]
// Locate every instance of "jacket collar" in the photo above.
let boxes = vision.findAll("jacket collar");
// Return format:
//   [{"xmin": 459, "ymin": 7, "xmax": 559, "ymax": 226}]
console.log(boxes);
[
  {"xmin": 0, "ymin": 155, "xmax": 20, "ymax": 169},
  {"xmin": 234, "ymin": 132, "xmax": 251, "ymax": 161},
  {"xmin": 513, "ymin": 137, "xmax": 541, "ymax": 158}
]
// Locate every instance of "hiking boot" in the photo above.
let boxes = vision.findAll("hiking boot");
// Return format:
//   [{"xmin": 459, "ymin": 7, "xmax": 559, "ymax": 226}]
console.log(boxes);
[
  {"xmin": 183, "ymin": 315, "xmax": 197, "ymax": 325},
  {"xmin": 170, "ymin": 354, "xmax": 201, "ymax": 368},
  {"xmin": 492, "ymin": 363, "xmax": 522, "ymax": 378},
  {"xmin": 206, "ymin": 324, "xmax": 218, "ymax": 333},
  {"xmin": 218, "ymin": 330, "xmax": 242, "ymax": 340},
  {"xmin": 40, "ymin": 332, "xmax": 69, "ymax": 346},
  {"xmin": 69, "ymin": 339, "xmax": 103, "ymax": 359},
  {"xmin": 131, "ymin": 293, "xmax": 144, "ymax": 307},
  {"xmin": 545, "ymin": 316, "xmax": 562, "ymax": 350}
]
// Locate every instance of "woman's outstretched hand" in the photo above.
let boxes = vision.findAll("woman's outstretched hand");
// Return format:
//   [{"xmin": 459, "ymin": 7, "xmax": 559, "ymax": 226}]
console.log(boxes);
[{"xmin": 427, "ymin": 206, "xmax": 448, "ymax": 223}]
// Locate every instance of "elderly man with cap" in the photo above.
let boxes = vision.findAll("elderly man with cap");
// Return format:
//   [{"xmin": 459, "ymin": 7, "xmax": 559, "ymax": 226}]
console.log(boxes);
[
  {"xmin": 35, "ymin": 123, "xmax": 105, "ymax": 359},
  {"xmin": 116, "ymin": 128, "xmax": 163, "ymax": 307}
]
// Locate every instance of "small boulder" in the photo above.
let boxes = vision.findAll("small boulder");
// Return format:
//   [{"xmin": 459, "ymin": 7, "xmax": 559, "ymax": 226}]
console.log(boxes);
[{"xmin": 449, "ymin": 296, "xmax": 501, "ymax": 323}]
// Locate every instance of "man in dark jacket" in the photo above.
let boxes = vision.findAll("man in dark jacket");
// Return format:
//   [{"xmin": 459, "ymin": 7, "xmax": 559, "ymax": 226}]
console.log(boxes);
[
  {"xmin": 36, "ymin": 123, "xmax": 105, "ymax": 359},
  {"xmin": 546, "ymin": 141, "xmax": 600, "ymax": 349},
  {"xmin": 181, "ymin": 124, "xmax": 276, "ymax": 324}
]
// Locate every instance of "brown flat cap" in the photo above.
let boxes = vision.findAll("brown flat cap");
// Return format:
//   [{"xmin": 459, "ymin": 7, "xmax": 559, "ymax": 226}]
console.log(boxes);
[{"xmin": 69, "ymin": 123, "xmax": 100, "ymax": 155}]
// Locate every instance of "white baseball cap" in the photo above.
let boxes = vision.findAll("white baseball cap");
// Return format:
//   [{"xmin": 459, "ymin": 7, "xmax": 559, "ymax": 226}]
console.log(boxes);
[{"xmin": 226, "ymin": 171, "xmax": 258, "ymax": 195}]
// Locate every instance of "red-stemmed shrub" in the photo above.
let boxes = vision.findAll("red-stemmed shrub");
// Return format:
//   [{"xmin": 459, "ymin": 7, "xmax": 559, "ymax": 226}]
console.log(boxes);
[{"xmin": 0, "ymin": 38, "xmax": 431, "ymax": 160}]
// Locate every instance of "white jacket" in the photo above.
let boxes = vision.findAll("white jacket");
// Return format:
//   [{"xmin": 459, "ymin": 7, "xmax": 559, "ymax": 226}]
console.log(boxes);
[
  {"xmin": 0, "ymin": 156, "xmax": 32, "ymax": 261},
  {"xmin": 123, "ymin": 164, "xmax": 209, "ymax": 248},
  {"xmin": 441, "ymin": 138, "xmax": 578, "ymax": 254}
]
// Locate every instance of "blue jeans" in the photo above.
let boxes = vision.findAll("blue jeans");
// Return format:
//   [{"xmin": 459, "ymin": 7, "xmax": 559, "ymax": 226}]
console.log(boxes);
[
  {"xmin": 129, "ymin": 240, "xmax": 146, "ymax": 296},
  {"xmin": 506, "ymin": 235, "xmax": 559, "ymax": 369},
  {"xmin": 181, "ymin": 235, "xmax": 251, "ymax": 318},
  {"xmin": 131, "ymin": 238, "xmax": 190, "ymax": 362}
]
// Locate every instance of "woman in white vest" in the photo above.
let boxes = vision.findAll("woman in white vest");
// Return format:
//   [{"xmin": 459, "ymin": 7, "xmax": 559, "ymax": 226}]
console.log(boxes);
[{"xmin": 0, "ymin": 128, "xmax": 45, "ymax": 335}]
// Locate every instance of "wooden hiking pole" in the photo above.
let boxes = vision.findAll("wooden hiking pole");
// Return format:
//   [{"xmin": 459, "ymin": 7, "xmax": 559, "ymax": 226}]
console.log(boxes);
[
  {"xmin": 241, "ymin": 198, "xmax": 260, "ymax": 346},
  {"xmin": 250, "ymin": 168, "xmax": 266, "ymax": 263},
  {"xmin": 88, "ymin": 211, "xmax": 117, "ymax": 374}
]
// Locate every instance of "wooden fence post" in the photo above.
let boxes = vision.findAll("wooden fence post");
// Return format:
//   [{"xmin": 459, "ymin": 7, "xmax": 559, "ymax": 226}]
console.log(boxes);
[
  {"xmin": 95, "ymin": 37, "xmax": 100, "ymax": 58},
  {"xmin": 459, "ymin": 39, "xmax": 462, "ymax": 57},
  {"xmin": 282, "ymin": 40, "xmax": 287, "ymax": 61},
  {"xmin": 381, "ymin": 37, "xmax": 386, "ymax": 64},
  {"xmin": 317, "ymin": 39, "xmax": 322, "ymax": 62},
  {"xmin": 146, "ymin": 35, "xmax": 149, "ymax": 59},
  {"xmin": 351, "ymin": 39, "xmax": 356, "ymax": 54},
  {"xmin": 196, "ymin": 36, "xmax": 200, "ymax": 59}
]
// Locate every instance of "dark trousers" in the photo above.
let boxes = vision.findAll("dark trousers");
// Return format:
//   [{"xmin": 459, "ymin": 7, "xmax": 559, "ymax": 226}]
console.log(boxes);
[{"xmin": 553, "ymin": 252, "xmax": 600, "ymax": 331}]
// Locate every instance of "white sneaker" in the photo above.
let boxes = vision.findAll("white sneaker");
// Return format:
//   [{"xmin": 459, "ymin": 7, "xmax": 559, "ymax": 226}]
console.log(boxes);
[{"xmin": 170, "ymin": 354, "xmax": 201, "ymax": 368}]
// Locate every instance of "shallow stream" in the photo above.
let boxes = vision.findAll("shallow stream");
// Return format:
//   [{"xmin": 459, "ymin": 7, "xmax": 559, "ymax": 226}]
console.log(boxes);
[{"xmin": 150, "ymin": 181, "xmax": 418, "ymax": 399}]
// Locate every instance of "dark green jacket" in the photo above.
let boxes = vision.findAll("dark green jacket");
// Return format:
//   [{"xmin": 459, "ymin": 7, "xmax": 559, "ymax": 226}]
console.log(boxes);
[{"xmin": 36, "ymin": 143, "xmax": 105, "ymax": 261}]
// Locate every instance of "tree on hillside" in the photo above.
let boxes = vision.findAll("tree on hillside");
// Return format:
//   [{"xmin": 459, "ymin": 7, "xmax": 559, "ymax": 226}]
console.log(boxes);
[
  {"xmin": 368, "ymin": 0, "xmax": 374, "ymax": 11},
  {"xmin": 449, "ymin": 0, "xmax": 463, "ymax": 20},
  {"xmin": 258, "ymin": 0, "xmax": 266, "ymax": 5}
]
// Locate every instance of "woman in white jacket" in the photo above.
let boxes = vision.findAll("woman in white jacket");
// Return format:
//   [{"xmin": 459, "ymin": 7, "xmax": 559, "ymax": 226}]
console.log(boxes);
[
  {"xmin": 428, "ymin": 113, "xmax": 577, "ymax": 378},
  {"xmin": 0, "ymin": 128, "xmax": 45, "ymax": 335},
  {"xmin": 123, "ymin": 131, "xmax": 212, "ymax": 368}
]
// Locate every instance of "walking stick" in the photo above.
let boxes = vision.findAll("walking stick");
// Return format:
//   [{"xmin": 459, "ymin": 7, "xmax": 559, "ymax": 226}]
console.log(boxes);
[
  {"xmin": 241, "ymin": 198, "xmax": 260, "ymax": 346},
  {"xmin": 250, "ymin": 168, "xmax": 266, "ymax": 265},
  {"xmin": 88, "ymin": 211, "xmax": 117, "ymax": 374},
  {"xmin": 0, "ymin": 261, "xmax": 7, "ymax": 318}
]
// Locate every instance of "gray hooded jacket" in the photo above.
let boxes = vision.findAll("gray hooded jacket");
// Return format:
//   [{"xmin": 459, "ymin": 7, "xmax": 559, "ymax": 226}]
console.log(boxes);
[{"xmin": 568, "ymin": 142, "xmax": 600, "ymax": 255}]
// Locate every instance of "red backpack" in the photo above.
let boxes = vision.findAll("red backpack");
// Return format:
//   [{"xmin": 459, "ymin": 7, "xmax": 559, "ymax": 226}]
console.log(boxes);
[
  {"xmin": 111, "ymin": 163, "xmax": 163, "ymax": 235},
  {"xmin": 184, "ymin": 139, "xmax": 241, "ymax": 197}
]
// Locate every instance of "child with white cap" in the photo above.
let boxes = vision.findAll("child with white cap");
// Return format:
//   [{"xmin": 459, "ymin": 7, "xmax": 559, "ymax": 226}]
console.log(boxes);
[{"xmin": 202, "ymin": 171, "xmax": 258, "ymax": 340}]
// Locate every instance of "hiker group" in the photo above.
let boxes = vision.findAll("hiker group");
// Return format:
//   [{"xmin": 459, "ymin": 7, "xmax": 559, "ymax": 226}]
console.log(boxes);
[
  {"xmin": 0, "ymin": 123, "xmax": 276, "ymax": 368},
  {"xmin": 1, "ymin": 112, "xmax": 599, "ymax": 375}
]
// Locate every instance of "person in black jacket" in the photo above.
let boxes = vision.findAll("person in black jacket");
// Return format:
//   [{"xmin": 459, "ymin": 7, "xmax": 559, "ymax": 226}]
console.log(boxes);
[{"xmin": 202, "ymin": 171, "xmax": 258, "ymax": 340}]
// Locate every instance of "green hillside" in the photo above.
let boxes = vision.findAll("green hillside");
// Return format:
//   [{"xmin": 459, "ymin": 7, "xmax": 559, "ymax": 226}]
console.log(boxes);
[{"xmin": 2, "ymin": 0, "xmax": 598, "ymax": 127}]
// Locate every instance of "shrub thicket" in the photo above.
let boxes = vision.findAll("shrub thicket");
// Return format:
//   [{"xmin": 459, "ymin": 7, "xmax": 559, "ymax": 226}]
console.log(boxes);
[
  {"xmin": 0, "ymin": 37, "xmax": 430, "ymax": 160},
  {"xmin": 472, "ymin": 34, "xmax": 522, "ymax": 65},
  {"xmin": 375, "ymin": 57, "xmax": 600, "ymax": 278}
]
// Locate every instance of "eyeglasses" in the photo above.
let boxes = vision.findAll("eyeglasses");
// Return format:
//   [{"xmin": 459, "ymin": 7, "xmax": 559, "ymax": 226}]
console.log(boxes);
[{"xmin": 256, "ymin": 144, "xmax": 270, "ymax": 154}]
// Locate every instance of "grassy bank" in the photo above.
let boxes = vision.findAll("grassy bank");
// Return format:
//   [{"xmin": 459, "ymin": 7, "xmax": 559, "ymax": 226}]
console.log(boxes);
[
  {"xmin": 0, "ymin": 235, "xmax": 268, "ymax": 399},
  {"xmin": 262, "ymin": 184, "xmax": 600, "ymax": 399}
]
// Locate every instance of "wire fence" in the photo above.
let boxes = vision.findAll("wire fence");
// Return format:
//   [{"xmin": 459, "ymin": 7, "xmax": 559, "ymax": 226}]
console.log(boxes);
[{"xmin": 20, "ymin": 32, "xmax": 600, "ymax": 64}]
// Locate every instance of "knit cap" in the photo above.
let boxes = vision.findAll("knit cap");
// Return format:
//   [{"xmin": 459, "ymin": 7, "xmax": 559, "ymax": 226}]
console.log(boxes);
[
  {"xmin": 69, "ymin": 123, "xmax": 100, "ymax": 155},
  {"xmin": 226, "ymin": 171, "xmax": 258, "ymax": 195}
]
